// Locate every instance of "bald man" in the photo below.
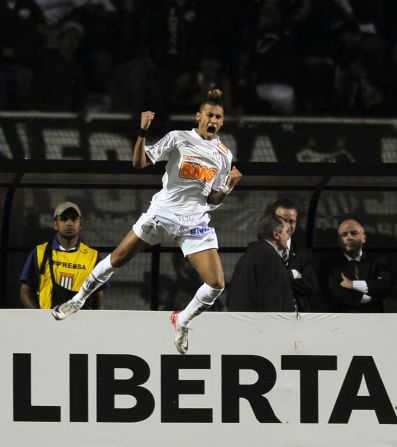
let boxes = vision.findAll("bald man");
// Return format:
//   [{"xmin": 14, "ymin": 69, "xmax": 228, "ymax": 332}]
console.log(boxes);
[{"xmin": 320, "ymin": 219, "xmax": 392, "ymax": 312}]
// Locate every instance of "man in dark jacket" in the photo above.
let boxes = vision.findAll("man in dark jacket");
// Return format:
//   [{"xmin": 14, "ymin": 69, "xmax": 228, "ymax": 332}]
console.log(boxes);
[
  {"xmin": 270, "ymin": 198, "xmax": 318, "ymax": 311},
  {"xmin": 320, "ymin": 219, "xmax": 392, "ymax": 312},
  {"xmin": 227, "ymin": 215, "xmax": 295, "ymax": 312}
]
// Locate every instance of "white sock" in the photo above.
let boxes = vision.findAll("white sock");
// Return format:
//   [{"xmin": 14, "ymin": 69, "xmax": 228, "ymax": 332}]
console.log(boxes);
[
  {"xmin": 178, "ymin": 283, "xmax": 223, "ymax": 327},
  {"xmin": 72, "ymin": 254, "xmax": 115, "ymax": 305}
]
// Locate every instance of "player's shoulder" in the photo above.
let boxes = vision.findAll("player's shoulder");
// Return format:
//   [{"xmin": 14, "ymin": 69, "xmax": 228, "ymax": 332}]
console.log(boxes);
[
  {"xmin": 165, "ymin": 129, "xmax": 191, "ymax": 142},
  {"xmin": 159, "ymin": 129, "xmax": 178, "ymax": 140},
  {"xmin": 149, "ymin": 130, "xmax": 181, "ymax": 148},
  {"xmin": 169, "ymin": 129, "xmax": 189, "ymax": 136},
  {"xmin": 216, "ymin": 138, "xmax": 233, "ymax": 162}
]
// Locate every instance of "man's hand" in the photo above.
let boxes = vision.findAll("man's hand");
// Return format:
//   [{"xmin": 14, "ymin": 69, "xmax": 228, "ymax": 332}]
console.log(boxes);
[
  {"xmin": 226, "ymin": 166, "xmax": 242, "ymax": 189},
  {"xmin": 208, "ymin": 167, "xmax": 242, "ymax": 204},
  {"xmin": 292, "ymin": 269, "xmax": 303, "ymax": 279},
  {"xmin": 140, "ymin": 111, "xmax": 155, "ymax": 130},
  {"xmin": 340, "ymin": 273, "xmax": 353, "ymax": 289},
  {"xmin": 220, "ymin": 166, "xmax": 242, "ymax": 195}
]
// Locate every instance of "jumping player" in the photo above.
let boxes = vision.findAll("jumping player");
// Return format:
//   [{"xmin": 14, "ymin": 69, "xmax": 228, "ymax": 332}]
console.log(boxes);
[{"xmin": 52, "ymin": 89, "xmax": 242, "ymax": 354}]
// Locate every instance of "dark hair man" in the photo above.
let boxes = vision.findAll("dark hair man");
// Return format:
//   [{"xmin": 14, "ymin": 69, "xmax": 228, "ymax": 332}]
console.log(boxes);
[{"xmin": 269, "ymin": 198, "xmax": 318, "ymax": 312}]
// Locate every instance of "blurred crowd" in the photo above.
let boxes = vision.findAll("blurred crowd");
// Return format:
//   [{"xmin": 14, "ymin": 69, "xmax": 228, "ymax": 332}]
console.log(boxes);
[{"xmin": 1, "ymin": 0, "xmax": 397, "ymax": 117}]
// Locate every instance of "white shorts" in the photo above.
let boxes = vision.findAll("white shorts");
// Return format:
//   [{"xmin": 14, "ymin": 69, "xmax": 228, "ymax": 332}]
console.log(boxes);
[{"xmin": 132, "ymin": 206, "xmax": 219, "ymax": 257}]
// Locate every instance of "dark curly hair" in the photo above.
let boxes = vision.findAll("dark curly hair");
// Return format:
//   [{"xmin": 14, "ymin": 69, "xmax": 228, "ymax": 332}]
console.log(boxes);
[{"xmin": 199, "ymin": 89, "xmax": 223, "ymax": 111}]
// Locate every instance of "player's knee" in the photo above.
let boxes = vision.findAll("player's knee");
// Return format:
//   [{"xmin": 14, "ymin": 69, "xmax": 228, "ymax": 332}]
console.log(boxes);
[
  {"xmin": 205, "ymin": 270, "xmax": 225, "ymax": 290},
  {"xmin": 209, "ymin": 278, "xmax": 225, "ymax": 291},
  {"xmin": 213, "ymin": 281, "xmax": 225, "ymax": 292}
]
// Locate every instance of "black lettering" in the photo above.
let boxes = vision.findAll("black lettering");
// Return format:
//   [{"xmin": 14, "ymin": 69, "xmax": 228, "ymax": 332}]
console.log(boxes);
[
  {"xmin": 13, "ymin": 353, "xmax": 60, "ymax": 421},
  {"xmin": 97, "ymin": 354, "xmax": 154, "ymax": 422},
  {"xmin": 161, "ymin": 355, "xmax": 212, "ymax": 423},
  {"xmin": 329, "ymin": 356, "xmax": 397, "ymax": 424},
  {"xmin": 222, "ymin": 355, "xmax": 280, "ymax": 423},
  {"xmin": 70, "ymin": 354, "xmax": 88, "ymax": 422},
  {"xmin": 282, "ymin": 355, "xmax": 337, "ymax": 423}
]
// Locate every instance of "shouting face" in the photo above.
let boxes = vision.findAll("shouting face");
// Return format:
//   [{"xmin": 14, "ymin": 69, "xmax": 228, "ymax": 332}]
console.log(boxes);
[{"xmin": 196, "ymin": 104, "xmax": 224, "ymax": 140}]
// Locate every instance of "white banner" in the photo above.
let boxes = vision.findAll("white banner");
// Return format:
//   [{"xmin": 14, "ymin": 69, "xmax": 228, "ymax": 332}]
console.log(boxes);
[{"xmin": 1, "ymin": 310, "xmax": 397, "ymax": 446}]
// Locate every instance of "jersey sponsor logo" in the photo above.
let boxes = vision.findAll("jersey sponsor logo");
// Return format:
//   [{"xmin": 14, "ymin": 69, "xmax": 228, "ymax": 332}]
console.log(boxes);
[
  {"xmin": 60, "ymin": 272, "xmax": 75, "ymax": 289},
  {"xmin": 190, "ymin": 226, "xmax": 213, "ymax": 236},
  {"xmin": 217, "ymin": 142, "xmax": 230, "ymax": 154},
  {"xmin": 182, "ymin": 154, "xmax": 202, "ymax": 163},
  {"xmin": 179, "ymin": 161, "xmax": 218, "ymax": 183},
  {"xmin": 52, "ymin": 261, "xmax": 87, "ymax": 270}
]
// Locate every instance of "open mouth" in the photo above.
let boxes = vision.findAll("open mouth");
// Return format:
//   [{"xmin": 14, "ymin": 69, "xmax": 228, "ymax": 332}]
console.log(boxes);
[{"xmin": 207, "ymin": 125, "xmax": 216, "ymax": 134}]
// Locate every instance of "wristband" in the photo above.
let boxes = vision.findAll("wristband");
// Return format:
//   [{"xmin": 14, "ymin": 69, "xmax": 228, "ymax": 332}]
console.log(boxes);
[
  {"xmin": 138, "ymin": 128, "xmax": 147, "ymax": 138},
  {"xmin": 222, "ymin": 184, "xmax": 234, "ymax": 195}
]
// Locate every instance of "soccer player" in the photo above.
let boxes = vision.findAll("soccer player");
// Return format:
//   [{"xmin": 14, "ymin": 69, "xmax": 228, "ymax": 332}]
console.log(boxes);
[{"xmin": 52, "ymin": 89, "xmax": 242, "ymax": 354}]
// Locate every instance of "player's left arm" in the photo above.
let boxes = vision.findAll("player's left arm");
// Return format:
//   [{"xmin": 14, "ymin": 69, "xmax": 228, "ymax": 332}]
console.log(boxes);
[{"xmin": 207, "ymin": 166, "xmax": 242, "ymax": 205}]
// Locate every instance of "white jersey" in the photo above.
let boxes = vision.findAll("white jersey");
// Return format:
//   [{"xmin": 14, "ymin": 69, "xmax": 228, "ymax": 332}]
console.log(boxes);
[{"xmin": 145, "ymin": 129, "xmax": 233, "ymax": 216}]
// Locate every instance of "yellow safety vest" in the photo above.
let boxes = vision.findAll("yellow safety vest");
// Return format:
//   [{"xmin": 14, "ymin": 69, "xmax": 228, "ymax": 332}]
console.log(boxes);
[{"xmin": 36, "ymin": 242, "xmax": 99, "ymax": 309}]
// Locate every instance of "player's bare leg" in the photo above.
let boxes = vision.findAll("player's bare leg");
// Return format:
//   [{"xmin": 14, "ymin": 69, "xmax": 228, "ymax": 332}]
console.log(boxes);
[
  {"xmin": 171, "ymin": 249, "xmax": 225, "ymax": 353},
  {"xmin": 52, "ymin": 230, "xmax": 150, "ymax": 320}
]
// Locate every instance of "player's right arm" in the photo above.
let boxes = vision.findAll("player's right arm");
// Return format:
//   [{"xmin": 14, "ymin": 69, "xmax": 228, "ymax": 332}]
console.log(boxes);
[{"xmin": 133, "ymin": 111, "xmax": 155, "ymax": 168}]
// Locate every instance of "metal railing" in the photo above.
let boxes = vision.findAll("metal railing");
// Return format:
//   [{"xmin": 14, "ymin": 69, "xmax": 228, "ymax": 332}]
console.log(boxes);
[{"xmin": 2, "ymin": 159, "xmax": 397, "ymax": 308}]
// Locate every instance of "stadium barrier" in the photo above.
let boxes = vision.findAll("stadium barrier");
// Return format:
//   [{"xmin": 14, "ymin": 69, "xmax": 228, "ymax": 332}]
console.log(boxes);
[
  {"xmin": 1, "ymin": 309, "xmax": 397, "ymax": 446},
  {"xmin": 1, "ymin": 112, "xmax": 397, "ymax": 163}
]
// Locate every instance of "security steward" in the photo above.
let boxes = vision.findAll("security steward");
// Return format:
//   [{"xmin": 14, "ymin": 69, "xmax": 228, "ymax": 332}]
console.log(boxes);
[{"xmin": 20, "ymin": 201, "xmax": 105, "ymax": 309}]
